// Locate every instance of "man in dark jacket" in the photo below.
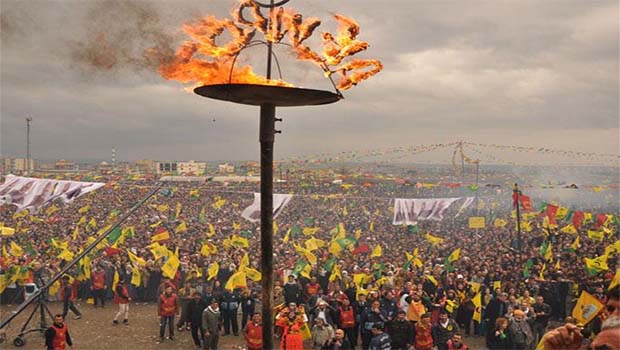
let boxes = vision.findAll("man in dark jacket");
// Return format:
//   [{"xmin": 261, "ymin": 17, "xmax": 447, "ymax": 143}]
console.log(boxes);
[
  {"xmin": 388, "ymin": 310, "xmax": 415, "ymax": 350},
  {"xmin": 360, "ymin": 300, "xmax": 387, "ymax": 350},
  {"xmin": 283, "ymin": 274, "xmax": 302, "ymax": 305},
  {"xmin": 369, "ymin": 322, "xmax": 391, "ymax": 350},
  {"xmin": 221, "ymin": 288, "xmax": 241, "ymax": 336},
  {"xmin": 187, "ymin": 292, "xmax": 207, "ymax": 349},
  {"xmin": 432, "ymin": 310, "xmax": 460, "ymax": 350},
  {"xmin": 485, "ymin": 292, "xmax": 508, "ymax": 348},
  {"xmin": 532, "ymin": 295, "xmax": 552, "ymax": 344}
]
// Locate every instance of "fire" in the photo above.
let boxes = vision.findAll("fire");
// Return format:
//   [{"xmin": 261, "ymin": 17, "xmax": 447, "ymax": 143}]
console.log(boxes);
[{"xmin": 158, "ymin": 0, "xmax": 382, "ymax": 90}]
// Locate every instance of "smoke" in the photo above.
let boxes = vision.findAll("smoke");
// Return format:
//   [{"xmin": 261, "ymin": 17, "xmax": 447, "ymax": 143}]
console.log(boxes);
[
  {"xmin": 68, "ymin": 0, "xmax": 179, "ymax": 75},
  {"xmin": 0, "ymin": 5, "xmax": 38, "ymax": 45}
]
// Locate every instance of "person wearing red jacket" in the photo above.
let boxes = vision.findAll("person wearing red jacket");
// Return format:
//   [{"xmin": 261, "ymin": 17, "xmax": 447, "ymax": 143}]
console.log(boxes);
[
  {"xmin": 157, "ymin": 285, "xmax": 178, "ymax": 343},
  {"xmin": 415, "ymin": 313, "xmax": 434, "ymax": 350},
  {"xmin": 45, "ymin": 314, "xmax": 73, "ymax": 350},
  {"xmin": 90, "ymin": 266, "xmax": 106, "ymax": 308},
  {"xmin": 113, "ymin": 278, "xmax": 131, "ymax": 325},
  {"xmin": 337, "ymin": 298, "xmax": 357, "ymax": 348},
  {"xmin": 242, "ymin": 312, "xmax": 263, "ymax": 350}
]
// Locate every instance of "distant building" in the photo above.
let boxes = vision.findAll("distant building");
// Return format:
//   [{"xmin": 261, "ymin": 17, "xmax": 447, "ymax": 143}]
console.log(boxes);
[
  {"xmin": 1, "ymin": 158, "xmax": 36, "ymax": 174},
  {"xmin": 54, "ymin": 159, "xmax": 78, "ymax": 171},
  {"xmin": 135, "ymin": 159, "xmax": 157, "ymax": 173},
  {"xmin": 218, "ymin": 163, "xmax": 235, "ymax": 174},
  {"xmin": 178, "ymin": 160, "xmax": 207, "ymax": 176},
  {"xmin": 156, "ymin": 161, "xmax": 178, "ymax": 174}
]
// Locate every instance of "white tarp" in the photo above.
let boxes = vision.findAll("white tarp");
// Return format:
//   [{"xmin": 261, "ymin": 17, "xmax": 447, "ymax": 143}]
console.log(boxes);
[
  {"xmin": 392, "ymin": 197, "xmax": 462, "ymax": 225},
  {"xmin": 0, "ymin": 174, "xmax": 105, "ymax": 212},
  {"xmin": 455, "ymin": 196, "xmax": 475, "ymax": 217},
  {"xmin": 241, "ymin": 193, "xmax": 293, "ymax": 223}
]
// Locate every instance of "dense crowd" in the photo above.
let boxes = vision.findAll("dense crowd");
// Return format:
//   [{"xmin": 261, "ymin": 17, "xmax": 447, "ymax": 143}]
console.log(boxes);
[{"xmin": 0, "ymin": 171, "xmax": 618, "ymax": 350}]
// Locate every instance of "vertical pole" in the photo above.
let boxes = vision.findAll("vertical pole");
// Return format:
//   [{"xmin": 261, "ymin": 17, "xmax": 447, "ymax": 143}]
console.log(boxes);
[
  {"xmin": 460, "ymin": 142, "xmax": 465, "ymax": 183},
  {"xmin": 474, "ymin": 161, "xmax": 479, "ymax": 215},
  {"xmin": 261, "ymin": 2, "xmax": 275, "ymax": 348},
  {"xmin": 26, "ymin": 117, "xmax": 32, "ymax": 175},
  {"xmin": 260, "ymin": 103, "xmax": 275, "ymax": 350},
  {"xmin": 514, "ymin": 183, "xmax": 522, "ymax": 254}
]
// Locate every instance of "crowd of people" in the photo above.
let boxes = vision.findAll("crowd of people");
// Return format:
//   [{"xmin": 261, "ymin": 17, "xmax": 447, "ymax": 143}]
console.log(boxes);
[{"xmin": 0, "ymin": 170, "xmax": 618, "ymax": 350}]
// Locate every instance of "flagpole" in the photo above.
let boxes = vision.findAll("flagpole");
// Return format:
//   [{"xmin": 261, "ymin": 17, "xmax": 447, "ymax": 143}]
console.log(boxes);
[{"xmin": 514, "ymin": 183, "xmax": 522, "ymax": 254}]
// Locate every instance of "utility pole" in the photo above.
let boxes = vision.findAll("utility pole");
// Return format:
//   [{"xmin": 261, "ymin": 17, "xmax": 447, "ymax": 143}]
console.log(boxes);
[
  {"xmin": 26, "ymin": 117, "xmax": 32, "ymax": 175},
  {"xmin": 513, "ymin": 183, "xmax": 522, "ymax": 254}
]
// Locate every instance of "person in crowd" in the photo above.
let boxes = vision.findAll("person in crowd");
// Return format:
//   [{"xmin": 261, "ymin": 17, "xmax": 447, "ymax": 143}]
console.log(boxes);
[
  {"xmin": 489, "ymin": 317, "xmax": 511, "ymax": 350},
  {"xmin": 158, "ymin": 285, "xmax": 178, "ymax": 343},
  {"xmin": 45, "ymin": 314, "xmax": 73, "ymax": 350},
  {"xmin": 324, "ymin": 328, "xmax": 354, "ymax": 350},
  {"xmin": 176, "ymin": 280, "xmax": 196, "ymax": 331},
  {"xmin": 276, "ymin": 310, "xmax": 306, "ymax": 350},
  {"xmin": 241, "ymin": 288, "xmax": 257, "ymax": 329},
  {"xmin": 486, "ymin": 292, "xmax": 509, "ymax": 347},
  {"xmin": 337, "ymin": 297, "xmax": 357, "ymax": 348},
  {"xmin": 112, "ymin": 278, "xmax": 130, "ymax": 325},
  {"xmin": 242, "ymin": 312, "xmax": 262, "ymax": 350},
  {"xmin": 202, "ymin": 299, "xmax": 222, "ymax": 350},
  {"xmin": 284, "ymin": 274, "xmax": 302, "ymax": 305},
  {"xmin": 368, "ymin": 322, "xmax": 391, "ymax": 350},
  {"xmin": 415, "ymin": 313, "xmax": 434, "ymax": 350},
  {"xmin": 361, "ymin": 299, "xmax": 387, "ymax": 350},
  {"xmin": 312, "ymin": 317, "xmax": 335, "ymax": 350},
  {"xmin": 532, "ymin": 294, "xmax": 552, "ymax": 343},
  {"xmin": 508, "ymin": 309, "xmax": 534, "ymax": 350},
  {"xmin": 91, "ymin": 265, "xmax": 106, "ymax": 308},
  {"xmin": 220, "ymin": 287, "xmax": 241, "ymax": 336},
  {"xmin": 188, "ymin": 291, "xmax": 207, "ymax": 349},
  {"xmin": 387, "ymin": 309, "xmax": 414, "ymax": 350},
  {"xmin": 60, "ymin": 276, "xmax": 81, "ymax": 320},
  {"xmin": 433, "ymin": 310, "xmax": 460, "ymax": 350},
  {"xmin": 447, "ymin": 333, "xmax": 469, "ymax": 350},
  {"xmin": 407, "ymin": 291, "xmax": 427, "ymax": 324}
]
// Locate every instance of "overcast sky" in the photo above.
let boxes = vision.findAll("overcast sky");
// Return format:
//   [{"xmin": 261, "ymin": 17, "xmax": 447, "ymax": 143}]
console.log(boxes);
[{"xmin": 1, "ymin": 0, "xmax": 618, "ymax": 163}]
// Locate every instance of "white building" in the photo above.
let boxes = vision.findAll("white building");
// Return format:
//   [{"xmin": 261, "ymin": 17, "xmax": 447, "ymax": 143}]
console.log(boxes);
[
  {"xmin": 178, "ymin": 160, "xmax": 207, "ymax": 175},
  {"xmin": 218, "ymin": 163, "xmax": 235, "ymax": 174}
]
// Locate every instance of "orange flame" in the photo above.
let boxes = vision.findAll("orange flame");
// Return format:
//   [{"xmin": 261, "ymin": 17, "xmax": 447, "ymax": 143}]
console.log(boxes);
[{"xmin": 158, "ymin": 0, "xmax": 382, "ymax": 90}]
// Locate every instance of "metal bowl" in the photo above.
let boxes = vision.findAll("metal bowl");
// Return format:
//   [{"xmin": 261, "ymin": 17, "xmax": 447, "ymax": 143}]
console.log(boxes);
[{"xmin": 194, "ymin": 83, "xmax": 342, "ymax": 107}]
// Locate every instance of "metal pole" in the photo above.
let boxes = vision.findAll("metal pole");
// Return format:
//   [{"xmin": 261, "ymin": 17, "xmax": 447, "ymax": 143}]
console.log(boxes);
[
  {"xmin": 514, "ymin": 183, "xmax": 522, "ymax": 254},
  {"xmin": 0, "ymin": 182, "xmax": 163, "ymax": 329},
  {"xmin": 260, "ymin": 105, "xmax": 275, "ymax": 350},
  {"xmin": 26, "ymin": 117, "xmax": 32, "ymax": 175},
  {"xmin": 261, "ymin": 2, "xmax": 275, "ymax": 348}
]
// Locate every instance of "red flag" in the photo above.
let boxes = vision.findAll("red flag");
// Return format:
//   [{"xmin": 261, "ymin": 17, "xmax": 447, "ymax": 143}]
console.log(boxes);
[
  {"xmin": 572, "ymin": 211, "xmax": 585, "ymax": 229},
  {"xmin": 546, "ymin": 204, "xmax": 559, "ymax": 225},
  {"xmin": 512, "ymin": 190, "xmax": 519, "ymax": 208},
  {"xmin": 519, "ymin": 195, "xmax": 532, "ymax": 212},
  {"xmin": 104, "ymin": 247, "xmax": 121, "ymax": 256},
  {"xmin": 595, "ymin": 214, "xmax": 607, "ymax": 229},
  {"xmin": 352, "ymin": 244, "xmax": 370, "ymax": 255}
]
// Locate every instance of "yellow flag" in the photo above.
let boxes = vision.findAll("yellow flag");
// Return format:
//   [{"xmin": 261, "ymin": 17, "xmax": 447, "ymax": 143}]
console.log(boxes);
[
  {"xmin": 12, "ymin": 210, "xmax": 28, "ymax": 220},
  {"xmin": 556, "ymin": 206, "xmax": 568, "ymax": 219},
  {"xmin": 472, "ymin": 293, "xmax": 482, "ymax": 322},
  {"xmin": 239, "ymin": 253, "xmax": 250, "ymax": 270},
  {"xmin": 273, "ymin": 221, "xmax": 278, "ymax": 234},
  {"xmin": 149, "ymin": 220, "xmax": 162, "ymax": 228},
  {"xmin": 10, "ymin": 241, "xmax": 23, "ymax": 257},
  {"xmin": 521, "ymin": 221, "xmax": 533, "ymax": 232},
  {"xmin": 572, "ymin": 290, "xmax": 603, "ymax": 325},
  {"xmin": 304, "ymin": 237, "xmax": 326, "ymax": 251},
  {"xmin": 78, "ymin": 204, "xmax": 90, "ymax": 214},
  {"xmin": 72, "ymin": 226, "xmax": 79, "ymax": 240},
  {"xmin": 493, "ymin": 218, "xmax": 508, "ymax": 228},
  {"xmin": 570, "ymin": 236, "xmax": 580, "ymax": 251},
  {"xmin": 584, "ymin": 212, "xmax": 593, "ymax": 223},
  {"xmin": 329, "ymin": 264, "xmax": 342, "ymax": 282},
  {"xmin": 175, "ymin": 221, "xmax": 187, "ymax": 234},
  {"xmin": 77, "ymin": 216, "xmax": 87, "ymax": 226},
  {"xmin": 200, "ymin": 242, "xmax": 218, "ymax": 256},
  {"xmin": 57, "ymin": 249, "xmax": 74, "ymax": 261},
  {"xmin": 225, "ymin": 270, "xmax": 247, "ymax": 290},
  {"xmin": 208, "ymin": 262, "xmax": 219, "ymax": 281},
  {"xmin": 245, "ymin": 267, "xmax": 262, "ymax": 282},
  {"xmin": 162, "ymin": 249, "xmax": 180, "ymax": 278},
  {"xmin": 469, "ymin": 282, "xmax": 481, "ymax": 294},
  {"xmin": 294, "ymin": 244, "xmax": 318, "ymax": 265},
  {"xmin": 151, "ymin": 230, "xmax": 170, "ymax": 242},
  {"xmin": 230, "ymin": 235, "xmax": 249, "ymax": 248},
  {"xmin": 127, "ymin": 250, "xmax": 146, "ymax": 267},
  {"xmin": 303, "ymin": 227, "xmax": 320, "ymax": 236},
  {"xmin": 212, "ymin": 199, "xmax": 226, "ymax": 210},
  {"xmin": 283, "ymin": 228, "xmax": 291, "ymax": 243},
  {"xmin": 608, "ymin": 269, "xmax": 620, "ymax": 291},
  {"xmin": 604, "ymin": 240, "xmax": 620, "ymax": 256},
  {"xmin": 175, "ymin": 202, "xmax": 182, "ymax": 218},
  {"xmin": 342, "ymin": 206, "xmax": 348, "ymax": 216},
  {"xmin": 493, "ymin": 280, "xmax": 502, "ymax": 291},
  {"xmin": 0, "ymin": 227, "xmax": 15, "ymax": 236},
  {"xmin": 149, "ymin": 243, "xmax": 169, "ymax": 260},
  {"xmin": 2, "ymin": 245, "xmax": 9, "ymax": 259},
  {"xmin": 425, "ymin": 233, "xmax": 444, "ymax": 245},
  {"xmin": 328, "ymin": 241, "xmax": 342, "ymax": 256},
  {"xmin": 560, "ymin": 225, "xmax": 578, "ymax": 234},
  {"xmin": 554, "ymin": 260, "xmax": 561, "ymax": 270},
  {"xmin": 131, "ymin": 266, "xmax": 141, "ymax": 287},
  {"xmin": 355, "ymin": 229, "xmax": 362, "ymax": 240},
  {"xmin": 233, "ymin": 222, "xmax": 241, "ymax": 230},
  {"xmin": 45, "ymin": 205, "xmax": 60, "ymax": 216},
  {"xmin": 447, "ymin": 248, "xmax": 461, "ymax": 263},
  {"xmin": 370, "ymin": 245, "xmax": 382, "ymax": 258},
  {"xmin": 207, "ymin": 223, "xmax": 215, "ymax": 237},
  {"xmin": 426, "ymin": 275, "xmax": 438, "ymax": 286},
  {"xmin": 369, "ymin": 221, "xmax": 374, "ymax": 232},
  {"xmin": 587, "ymin": 230, "xmax": 604, "ymax": 241},
  {"xmin": 584, "ymin": 255, "xmax": 609, "ymax": 272}
]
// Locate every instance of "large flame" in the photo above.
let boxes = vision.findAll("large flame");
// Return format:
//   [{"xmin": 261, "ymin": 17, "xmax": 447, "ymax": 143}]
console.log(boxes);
[{"xmin": 158, "ymin": 0, "xmax": 382, "ymax": 90}]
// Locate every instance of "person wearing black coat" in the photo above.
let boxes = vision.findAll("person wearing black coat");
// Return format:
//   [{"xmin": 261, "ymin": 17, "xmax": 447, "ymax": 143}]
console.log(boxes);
[
  {"xmin": 360, "ymin": 300, "xmax": 387, "ymax": 350},
  {"xmin": 485, "ymin": 292, "xmax": 509, "ymax": 348},
  {"xmin": 220, "ymin": 288, "xmax": 241, "ymax": 336},
  {"xmin": 387, "ymin": 310, "xmax": 415, "ymax": 350},
  {"xmin": 489, "ymin": 317, "xmax": 511, "ymax": 350},
  {"xmin": 283, "ymin": 275, "xmax": 302, "ymax": 305},
  {"xmin": 323, "ymin": 328, "xmax": 354, "ymax": 350},
  {"xmin": 187, "ymin": 292, "xmax": 208, "ymax": 348},
  {"xmin": 241, "ymin": 289, "xmax": 258, "ymax": 329}
]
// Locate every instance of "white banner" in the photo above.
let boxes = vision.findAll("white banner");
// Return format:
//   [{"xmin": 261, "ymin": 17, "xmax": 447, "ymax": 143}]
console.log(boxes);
[
  {"xmin": 392, "ymin": 197, "xmax": 461, "ymax": 225},
  {"xmin": 455, "ymin": 196, "xmax": 475, "ymax": 217},
  {"xmin": 241, "ymin": 193, "xmax": 293, "ymax": 223},
  {"xmin": 0, "ymin": 175, "xmax": 105, "ymax": 212}
]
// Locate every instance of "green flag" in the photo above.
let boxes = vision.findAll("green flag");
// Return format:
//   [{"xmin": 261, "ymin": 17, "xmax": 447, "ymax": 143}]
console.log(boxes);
[
  {"xmin": 324, "ymin": 257, "xmax": 336, "ymax": 272},
  {"xmin": 107, "ymin": 227, "xmax": 122, "ymax": 244},
  {"xmin": 407, "ymin": 225, "xmax": 419, "ymax": 234},
  {"xmin": 523, "ymin": 259, "xmax": 534, "ymax": 278}
]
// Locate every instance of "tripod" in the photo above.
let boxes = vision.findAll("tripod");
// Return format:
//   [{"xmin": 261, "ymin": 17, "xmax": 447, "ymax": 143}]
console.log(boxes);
[{"xmin": 11, "ymin": 292, "xmax": 54, "ymax": 347}]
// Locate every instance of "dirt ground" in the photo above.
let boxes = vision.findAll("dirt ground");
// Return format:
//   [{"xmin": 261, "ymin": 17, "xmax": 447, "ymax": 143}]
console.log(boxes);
[{"xmin": 0, "ymin": 302, "xmax": 488, "ymax": 350}]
